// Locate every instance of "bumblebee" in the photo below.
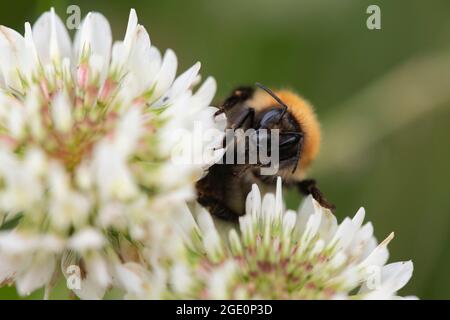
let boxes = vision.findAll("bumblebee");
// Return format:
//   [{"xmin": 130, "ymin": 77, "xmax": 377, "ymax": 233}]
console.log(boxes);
[{"xmin": 196, "ymin": 83, "xmax": 334, "ymax": 221}]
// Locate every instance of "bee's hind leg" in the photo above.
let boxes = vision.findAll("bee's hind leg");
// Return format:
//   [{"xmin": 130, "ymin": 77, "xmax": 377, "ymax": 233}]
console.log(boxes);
[
  {"xmin": 197, "ymin": 195, "xmax": 241, "ymax": 222},
  {"xmin": 297, "ymin": 179, "xmax": 336, "ymax": 210}
]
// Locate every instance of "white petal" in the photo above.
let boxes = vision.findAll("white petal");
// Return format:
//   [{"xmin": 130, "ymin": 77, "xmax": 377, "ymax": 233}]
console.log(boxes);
[
  {"xmin": 245, "ymin": 184, "xmax": 261, "ymax": 218},
  {"xmin": 380, "ymin": 261, "xmax": 413, "ymax": 292},
  {"xmin": 328, "ymin": 217, "xmax": 357, "ymax": 252},
  {"xmin": 154, "ymin": 62, "xmax": 200, "ymax": 106},
  {"xmin": 114, "ymin": 263, "xmax": 146, "ymax": 295},
  {"xmin": 0, "ymin": 232, "xmax": 35, "ymax": 254},
  {"xmin": 125, "ymin": 25, "xmax": 153, "ymax": 94},
  {"xmin": 16, "ymin": 254, "xmax": 56, "ymax": 296},
  {"xmin": 275, "ymin": 177, "xmax": 283, "ymax": 217},
  {"xmin": 123, "ymin": 9, "xmax": 138, "ymax": 49},
  {"xmin": 74, "ymin": 12, "xmax": 112, "ymax": 62},
  {"xmin": 150, "ymin": 49, "xmax": 177, "ymax": 102},
  {"xmin": 0, "ymin": 252, "xmax": 30, "ymax": 284},
  {"xmin": 68, "ymin": 228, "xmax": 105, "ymax": 252},
  {"xmin": 32, "ymin": 8, "xmax": 71, "ymax": 65},
  {"xmin": 197, "ymin": 207, "xmax": 222, "ymax": 260},
  {"xmin": 85, "ymin": 254, "xmax": 111, "ymax": 288},
  {"xmin": 360, "ymin": 232, "xmax": 393, "ymax": 268},
  {"xmin": 192, "ymin": 76, "xmax": 216, "ymax": 107},
  {"xmin": 170, "ymin": 263, "xmax": 193, "ymax": 295},
  {"xmin": 352, "ymin": 207, "xmax": 365, "ymax": 227},
  {"xmin": 51, "ymin": 91, "xmax": 72, "ymax": 132},
  {"xmin": 207, "ymin": 260, "xmax": 236, "ymax": 299},
  {"xmin": 0, "ymin": 26, "xmax": 26, "ymax": 91},
  {"xmin": 296, "ymin": 195, "xmax": 316, "ymax": 233}
]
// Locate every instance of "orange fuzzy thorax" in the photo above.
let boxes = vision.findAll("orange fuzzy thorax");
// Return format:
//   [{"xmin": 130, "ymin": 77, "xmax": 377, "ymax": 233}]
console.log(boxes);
[{"xmin": 247, "ymin": 89, "xmax": 321, "ymax": 179}]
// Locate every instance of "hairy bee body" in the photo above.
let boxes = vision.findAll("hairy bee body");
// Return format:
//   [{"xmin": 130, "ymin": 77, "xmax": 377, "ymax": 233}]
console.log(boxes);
[{"xmin": 196, "ymin": 84, "xmax": 333, "ymax": 221}]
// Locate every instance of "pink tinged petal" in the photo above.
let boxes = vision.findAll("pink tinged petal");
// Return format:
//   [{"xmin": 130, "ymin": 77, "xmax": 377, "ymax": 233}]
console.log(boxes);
[
  {"xmin": 73, "ymin": 12, "xmax": 112, "ymax": 86},
  {"xmin": 32, "ymin": 8, "xmax": 71, "ymax": 65},
  {"xmin": 77, "ymin": 64, "xmax": 89, "ymax": 88}
]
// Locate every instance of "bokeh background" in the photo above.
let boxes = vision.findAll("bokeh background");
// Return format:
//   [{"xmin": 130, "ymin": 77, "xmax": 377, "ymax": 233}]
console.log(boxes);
[{"xmin": 1, "ymin": 0, "xmax": 450, "ymax": 299}]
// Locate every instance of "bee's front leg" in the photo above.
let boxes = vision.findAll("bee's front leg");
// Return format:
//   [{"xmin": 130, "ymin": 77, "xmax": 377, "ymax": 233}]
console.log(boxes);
[
  {"xmin": 197, "ymin": 194, "xmax": 241, "ymax": 222},
  {"xmin": 214, "ymin": 86, "xmax": 254, "ymax": 116},
  {"xmin": 297, "ymin": 179, "xmax": 335, "ymax": 210},
  {"xmin": 231, "ymin": 107, "xmax": 255, "ymax": 129}
]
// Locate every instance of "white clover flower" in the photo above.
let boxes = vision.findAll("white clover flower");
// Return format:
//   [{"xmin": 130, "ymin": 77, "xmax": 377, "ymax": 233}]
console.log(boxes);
[
  {"xmin": 0, "ymin": 8, "xmax": 223, "ymax": 299},
  {"xmin": 128, "ymin": 178, "xmax": 416, "ymax": 300}
]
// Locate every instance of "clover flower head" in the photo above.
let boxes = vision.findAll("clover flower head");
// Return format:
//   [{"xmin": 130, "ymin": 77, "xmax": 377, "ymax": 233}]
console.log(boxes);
[
  {"xmin": 122, "ymin": 178, "xmax": 415, "ymax": 300},
  {"xmin": 0, "ymin": 8, "xmax": 223, "ymax": 298}
]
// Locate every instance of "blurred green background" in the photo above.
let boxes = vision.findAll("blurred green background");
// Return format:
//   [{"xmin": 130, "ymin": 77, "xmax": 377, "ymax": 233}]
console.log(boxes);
[{"xmin": 1, "ymin": 0, "xmax": 450, "ymax": 299}]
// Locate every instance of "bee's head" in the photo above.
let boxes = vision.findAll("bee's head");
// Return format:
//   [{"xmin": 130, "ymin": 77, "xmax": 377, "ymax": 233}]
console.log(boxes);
[{"xmin": 249, "ymin": 83, "xmax": 321, "ymax": 177}]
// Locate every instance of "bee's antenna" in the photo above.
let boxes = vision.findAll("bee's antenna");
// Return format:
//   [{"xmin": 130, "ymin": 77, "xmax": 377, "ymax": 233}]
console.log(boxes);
[{"xmin": 255, "ymin": 82, "xmax": 288, "ymax": 121}]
